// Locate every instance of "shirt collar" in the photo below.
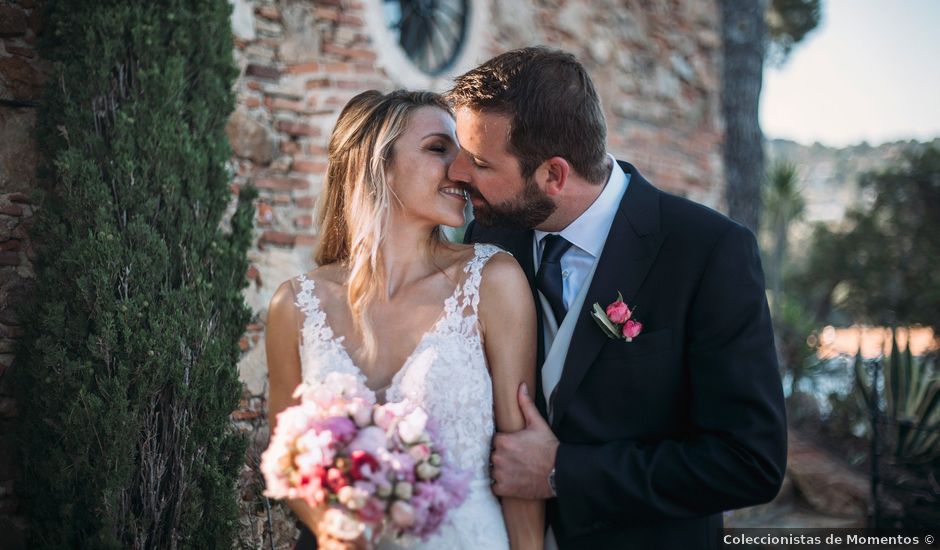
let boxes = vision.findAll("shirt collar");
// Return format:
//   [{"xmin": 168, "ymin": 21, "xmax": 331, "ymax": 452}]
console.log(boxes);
[{"xmin": 535, "ymin": 154, "xmax": 630, "ymax": 258}]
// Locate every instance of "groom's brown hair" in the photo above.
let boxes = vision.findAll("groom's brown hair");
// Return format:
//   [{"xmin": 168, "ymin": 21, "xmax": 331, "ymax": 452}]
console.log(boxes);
[{"xmin": 447, "ymin": 47, "xmax": 609, "ymax": 185}]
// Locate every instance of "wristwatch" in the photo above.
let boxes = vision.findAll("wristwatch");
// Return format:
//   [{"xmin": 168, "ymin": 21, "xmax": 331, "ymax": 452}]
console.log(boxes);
[{"xmin": 548, "ymin": 467, "xmax": 557, "ymax": 497}]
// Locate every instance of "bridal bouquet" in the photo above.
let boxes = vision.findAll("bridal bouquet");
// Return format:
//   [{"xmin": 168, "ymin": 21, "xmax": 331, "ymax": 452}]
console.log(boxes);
[{"xmin": 261, "ymin": 372, "xmax": 470, "ymax": 542}]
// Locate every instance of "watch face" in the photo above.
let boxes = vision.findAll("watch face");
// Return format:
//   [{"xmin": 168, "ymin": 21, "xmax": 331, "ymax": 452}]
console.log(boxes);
[{"xmin": 383, "ymin": 0, "xmax": 470, "ymax": 76}]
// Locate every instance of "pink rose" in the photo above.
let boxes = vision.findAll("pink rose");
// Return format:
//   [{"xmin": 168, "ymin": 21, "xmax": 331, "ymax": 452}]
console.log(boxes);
[
  {"xmin": 605, "ymin": 300, "xmax": 632, "ymax": 324},
  {"xmin": 622, "ymin": 319, "xmax": 643, "ymax": 341}
]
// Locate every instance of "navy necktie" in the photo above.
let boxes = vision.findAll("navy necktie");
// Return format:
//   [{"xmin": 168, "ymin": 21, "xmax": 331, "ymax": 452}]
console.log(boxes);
[{"xmin": 536, "ymin": 235, "xmax": 573, "ymax": 324}]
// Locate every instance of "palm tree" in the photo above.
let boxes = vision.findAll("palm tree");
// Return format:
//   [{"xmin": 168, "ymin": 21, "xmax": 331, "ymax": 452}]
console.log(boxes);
[{"xmin": 764, "ymin": 160, "xmax": 805, "ymax": 320}]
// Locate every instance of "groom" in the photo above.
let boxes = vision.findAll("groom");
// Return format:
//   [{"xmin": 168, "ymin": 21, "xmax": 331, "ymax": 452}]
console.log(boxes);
[{"xmin": 449, "ymin": 48, "xmax": 787, "ymax": 549}]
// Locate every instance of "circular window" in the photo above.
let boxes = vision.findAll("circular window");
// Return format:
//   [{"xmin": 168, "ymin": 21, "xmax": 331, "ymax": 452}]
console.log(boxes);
[
  {"xmin": 382, "ymin": 0, "xmax": 470, "ymax": 76},
  {"xmin": 364, "ymin": 0, "xmax": 488, "ymax": 89}
]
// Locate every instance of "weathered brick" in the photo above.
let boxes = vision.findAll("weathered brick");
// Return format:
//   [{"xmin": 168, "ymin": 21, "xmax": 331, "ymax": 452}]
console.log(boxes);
[
  {"xmin": 0, "ymin": 252, "xmax": 19, "ymax": 266},
  {"xmin": 232, "ymin": 409, "xmax": 262, "ymax": 421},
  {"xmin": 276, "ymin": 120, "xmax": 320, "ymax": 137},
  {"xmin": 339, "ymin": 14, "xmax": 364, "ymax": 26},
  {"xmin": 6, "ymin": 194, "xmax": 29, "ymax": 204},
  {"xmin": 293, "ymin": 214, "xmax": 313, "ymax": 229},
  {"xmin": 0, "ymin": 205, "xmax": 23, "ymax": 217},
  {"xmin": 6, "ymin": 46, "xmax": 34, "ymax": 58},
  {"xmin": 291, "ymin": 159, "xmax": 328, "ymax": 174},
  {"xmin": 322, "ymin": 62, "xmax": 352, "ymax": 73},
  {"xmin": 0, "ymin": 6, "xmax": 28, "ymax": 36},
  {"xmin": 245, "ymin": 63, "xmax": 280, "ymax": 80},
  {"xmin": 265, "ymin": 96, "xmax": 313, "ymax": 114},
  {"xmin": 323, "ymin": 44, "xmax": 376, "ymax": 62},
  {"xmin": 254, "ymin": 176, "xmax": 308, "ymax": 191},
  {"xmin": 0, "ymin": 240, "xmax": 21, "ymax": 252},
  {"xmin": 256, "ymin": 202, "xmax": 274, "ymax": 226},
  {"xmin": 295, "ymin": 195, "xmax": 317, "ymax": 209},
  {"xmin": 285, "ymin": 62, "xmax": 320, "ymax": 74},
  {"xmin": 313, "ymin": 7, "xmax": 340, "ymax": 21},
  {"xmin": 305, "ymin": 77, "xmax": 332, "ymax": 89},
  {"xmin": 261, "ymin": 231, "xmax": 296, "ymax": 246},
  {"xmin": 257, "ymin": 5, "xmax": 281, "ymax": 21},
  {"xmin": 281, "ymin": 141, "xmax": 300, "ymax": 154}
]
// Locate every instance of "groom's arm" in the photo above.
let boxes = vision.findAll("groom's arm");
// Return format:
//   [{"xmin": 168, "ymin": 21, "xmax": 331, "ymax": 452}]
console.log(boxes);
[{"xmin": 554, "ymin": 223, "xmax": 786, "ymax": 529}]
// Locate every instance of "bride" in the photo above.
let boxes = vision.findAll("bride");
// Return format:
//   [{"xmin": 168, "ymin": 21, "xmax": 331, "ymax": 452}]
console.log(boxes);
[{"xmin": 265, "ymin": 90, "xmax": 544, "ymax": 550}]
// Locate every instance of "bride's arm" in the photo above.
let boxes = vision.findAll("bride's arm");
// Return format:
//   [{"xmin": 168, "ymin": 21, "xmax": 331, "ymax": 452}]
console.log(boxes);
[
  {"xmin": 479, "ymin": 255, "xmax": 544, "ymax": 550},
  {"xmin": 266, "ymin": 281, "xmax": 367, "ymax": 550}
]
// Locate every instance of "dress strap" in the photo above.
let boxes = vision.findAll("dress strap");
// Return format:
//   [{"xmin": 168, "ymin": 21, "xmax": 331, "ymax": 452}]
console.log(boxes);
[
  {"xmin": 458, "ymin": 243, "xmax": 511, "ymax": 318},
  {"xmin": 293, "ymin": 274, "xmax": 343, "ymax": 349}
]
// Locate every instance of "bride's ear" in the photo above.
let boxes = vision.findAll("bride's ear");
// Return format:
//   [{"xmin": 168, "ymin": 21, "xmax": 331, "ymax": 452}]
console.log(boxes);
[{"xmin": 537, "ymin": 157, "xmax": 570, "ymax": 196}]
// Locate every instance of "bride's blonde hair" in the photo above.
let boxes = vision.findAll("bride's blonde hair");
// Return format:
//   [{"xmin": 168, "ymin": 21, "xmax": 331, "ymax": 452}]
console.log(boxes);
[{"xmin": 314, "ymin": 89, "xmax": 451, "ymax": 356}]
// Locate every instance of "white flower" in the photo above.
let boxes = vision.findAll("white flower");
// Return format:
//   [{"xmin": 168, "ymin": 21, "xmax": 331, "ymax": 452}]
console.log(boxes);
[
  {"xmin": 394, "ymin": 481, "xmax": 413, "ymax": 500},
  {"xmin": 397, "ymin": 407, "xmax": 428, "ymax": 445},
  {"xmin": 416, "ymin": 462, "xmax": 440, "ymax": 481}
]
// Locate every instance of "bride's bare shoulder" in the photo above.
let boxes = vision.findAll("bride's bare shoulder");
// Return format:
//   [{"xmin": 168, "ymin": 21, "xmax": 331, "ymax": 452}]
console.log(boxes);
[{"xmin": 436, "ymin": 241, "xmax": 477, "ymax": 270}]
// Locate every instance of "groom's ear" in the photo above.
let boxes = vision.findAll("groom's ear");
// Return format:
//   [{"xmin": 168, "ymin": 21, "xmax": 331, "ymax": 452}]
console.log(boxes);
[{"xmin": 538, "ymin": 156, "xmax": 570, "ymax": 196}]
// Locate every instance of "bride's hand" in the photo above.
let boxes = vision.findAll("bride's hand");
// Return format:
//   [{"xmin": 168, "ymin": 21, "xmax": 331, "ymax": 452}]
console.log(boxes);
[
  {"xmin": 309, "ymin": 506, "xmax": 372, "ymax": 550},
  {"xmin": 316, "ymin": 534, "xmax": 369, "ymax": 550}
]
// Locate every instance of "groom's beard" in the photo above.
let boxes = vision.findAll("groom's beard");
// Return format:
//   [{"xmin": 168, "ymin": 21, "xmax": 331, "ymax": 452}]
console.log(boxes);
[{"xmin": 468, "ymin": 176, "xmax": 556, "ymax": 230}]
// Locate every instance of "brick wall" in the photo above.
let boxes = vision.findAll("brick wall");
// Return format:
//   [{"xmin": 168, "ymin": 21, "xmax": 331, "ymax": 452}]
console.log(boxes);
[{"xmin": 0, "ymin": 0, "xmax": 44, "ymax": 546}]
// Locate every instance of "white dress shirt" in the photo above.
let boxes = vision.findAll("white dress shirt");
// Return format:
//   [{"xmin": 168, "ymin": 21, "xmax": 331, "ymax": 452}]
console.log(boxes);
[
  {"xmin": 533, "ymin": 155, "xmax": 630, "ymax": 345},
  {"xmin": 535, "ymin": 155, "xmax": 629, "ymax": 550}
]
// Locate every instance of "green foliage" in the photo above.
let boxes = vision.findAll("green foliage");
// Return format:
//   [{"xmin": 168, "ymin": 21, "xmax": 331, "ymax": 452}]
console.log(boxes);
[
  {"xmin": 855, "ymin": 334, "xmax": 940, "ymax": 463},
  {"xmin": 13, "ymin": 0, "xmax": 255, "ymax": 548},
  {"xmin": 766, "ymin": 0, "xmax": 822, "ymax": 65},
  {"xmin": 789, "ymin": 144, "xmax": 940, "ymax": 334},
  {"xmin": 763, "ymin": 160, "xmax": 805, "ymax": 320}
]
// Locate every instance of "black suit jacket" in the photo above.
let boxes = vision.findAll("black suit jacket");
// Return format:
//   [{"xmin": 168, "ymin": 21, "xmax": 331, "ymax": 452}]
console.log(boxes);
[{"xmin": 465, "ymin": 162, "xmax": 787, "ymax": 550}]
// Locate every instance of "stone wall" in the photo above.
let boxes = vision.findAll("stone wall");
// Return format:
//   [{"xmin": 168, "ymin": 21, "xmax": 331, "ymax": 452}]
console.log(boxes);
[{"xmin": 0, "ymin": 0, "xmax": 44, "ymax": 546}]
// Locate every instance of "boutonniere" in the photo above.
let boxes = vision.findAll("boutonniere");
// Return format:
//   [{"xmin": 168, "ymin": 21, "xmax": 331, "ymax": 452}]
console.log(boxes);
[{"xmin": 590, "ymin": 292, "xmax": 643, "ymax": 342}]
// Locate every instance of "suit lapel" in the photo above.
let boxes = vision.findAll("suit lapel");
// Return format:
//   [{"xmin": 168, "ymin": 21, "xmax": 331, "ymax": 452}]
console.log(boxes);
[{"xmin": 550, "ymin": 163, "xmax": 666, "ymax": 428}]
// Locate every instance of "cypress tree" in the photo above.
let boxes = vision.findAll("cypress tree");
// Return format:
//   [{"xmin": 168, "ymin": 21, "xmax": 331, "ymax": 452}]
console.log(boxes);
[{"xmin": 13, "ymin": 0, "xmax": 255, "ymax": 547}]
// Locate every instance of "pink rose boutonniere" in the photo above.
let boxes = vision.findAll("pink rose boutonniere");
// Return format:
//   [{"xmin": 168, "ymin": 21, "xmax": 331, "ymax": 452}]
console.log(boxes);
[{"xmin": 590, "ymin": 292, "xmax": 644, "ymax": 342}]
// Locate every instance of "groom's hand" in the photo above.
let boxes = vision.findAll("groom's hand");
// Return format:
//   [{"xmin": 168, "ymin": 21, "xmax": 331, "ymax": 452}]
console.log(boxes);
[{"xmin": 490, "ymin": 383, "xmax": 558, "ymax": 500}]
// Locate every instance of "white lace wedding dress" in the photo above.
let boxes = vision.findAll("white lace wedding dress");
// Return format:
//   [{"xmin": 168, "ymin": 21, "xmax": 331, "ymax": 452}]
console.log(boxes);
[{"xmin": 293, "ymin": 243, "xmax": 511, "ymax": 549}]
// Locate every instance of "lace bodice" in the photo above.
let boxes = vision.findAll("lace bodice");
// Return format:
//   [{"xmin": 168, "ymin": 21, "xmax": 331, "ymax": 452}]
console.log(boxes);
[{"xmin": 293, "ymin": 243, "xmax": 511, "ymax": 549}]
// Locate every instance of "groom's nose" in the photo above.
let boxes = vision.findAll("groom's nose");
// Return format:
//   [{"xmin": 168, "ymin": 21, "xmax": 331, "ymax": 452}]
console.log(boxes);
[{"xmin": 448, "ymin": 150, "xmax": 472, "ymax": 185}]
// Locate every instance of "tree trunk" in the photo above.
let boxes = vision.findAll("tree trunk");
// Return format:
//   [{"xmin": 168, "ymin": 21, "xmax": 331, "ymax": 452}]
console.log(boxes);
[{"xmin": 720, "ymin": 0, "xmax": 767, "ymax": 233}]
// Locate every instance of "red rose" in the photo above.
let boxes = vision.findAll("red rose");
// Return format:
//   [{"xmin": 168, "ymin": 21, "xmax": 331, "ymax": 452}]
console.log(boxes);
[
  {"xmin": 326, "ymin": 467, "xmax": 349, "ymax": 492},
  {"xmin": 350, "ymin": 449, "xmax": 380, "ymax": 480}
]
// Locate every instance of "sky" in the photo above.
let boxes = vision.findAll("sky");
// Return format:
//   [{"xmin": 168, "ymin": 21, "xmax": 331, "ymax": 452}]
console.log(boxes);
[{"xmin": 760, "ymin": 0, "xmax": 940, "ymax": 147}]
